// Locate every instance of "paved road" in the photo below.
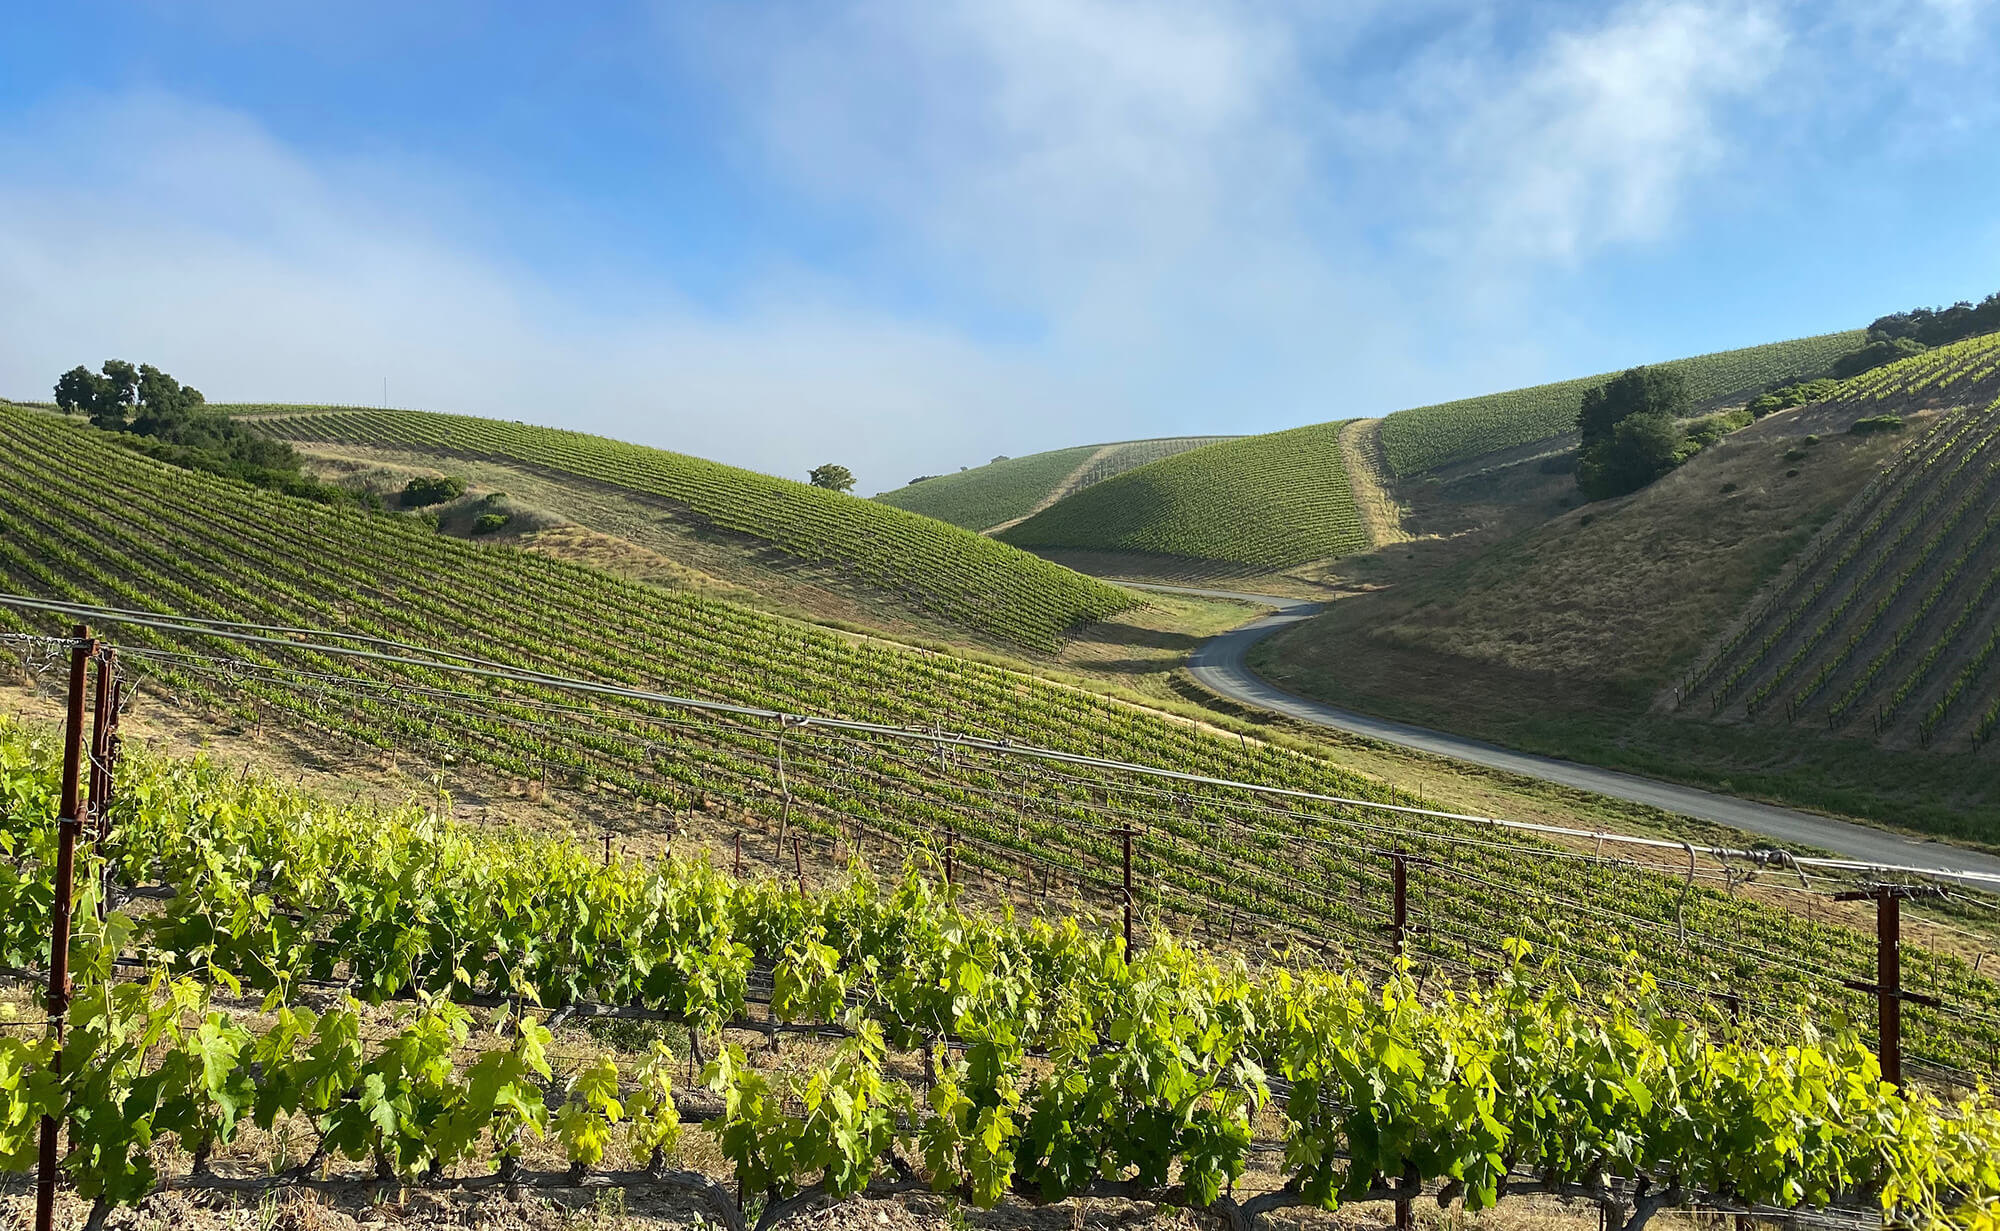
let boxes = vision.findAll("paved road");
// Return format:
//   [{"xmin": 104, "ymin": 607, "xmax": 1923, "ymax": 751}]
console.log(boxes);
[{"xmin": 1127, "ymin": 581, "xmax": 2000, "ymax": 882}]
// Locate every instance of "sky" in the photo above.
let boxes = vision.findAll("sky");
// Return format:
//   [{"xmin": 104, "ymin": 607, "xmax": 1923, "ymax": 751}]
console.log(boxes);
[{"xmin": 2, "ymin": 2, "xmax": 1998, "ymax": 495}]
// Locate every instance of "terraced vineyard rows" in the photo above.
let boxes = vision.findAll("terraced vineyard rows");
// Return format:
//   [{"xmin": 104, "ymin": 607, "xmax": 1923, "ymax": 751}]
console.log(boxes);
[
  {"xmin": 1377, "ymin": 331, "xmax": 1865, "ymax": 476},
  {"xmin": 2, "ymin": 406, "xmax": 1998, "ymax": 1074},
  {"xmin": 5, "ymin": 724, "xmax": 1994, "ymax": 1229},
  {"xmin": 244, "ymin": 407, "xmax": 1135, "ymax": 650},
  {"xmin": 999, "ymin": 423, "xmax": 1368, "ymax": 568},
  {"xmin": 1679, "ymin": 344, "xmax": 2000, "ymax": 754}
]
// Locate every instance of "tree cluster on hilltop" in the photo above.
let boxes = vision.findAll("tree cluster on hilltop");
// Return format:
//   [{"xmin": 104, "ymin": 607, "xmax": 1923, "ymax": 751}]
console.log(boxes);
[
  {"xmin": 53, "ymin": 360, "xmax": 351, "ymax": 503},
  {"xmin": 1831, "ymin": 291, "xmax": 2000, "ymax": 379}
]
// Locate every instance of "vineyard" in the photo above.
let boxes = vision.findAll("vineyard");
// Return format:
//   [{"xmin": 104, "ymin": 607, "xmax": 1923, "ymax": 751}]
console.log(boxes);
[
  {"xmin": 1677, "ymin": 335, "xmax": 2000, "ymax": 758},
  {"xmin": 0, "ymin": 405, "xmax": 1998, "ymax": 1082},
  {"xmin": 238, "ymin": 407, "xmax": 1135, "ymax": 650},
  {"xmin": 873, "ymin": 437, "xmax": 1238, "ymax": 532},
  {"xmin": 998, "ymin": 424, "xmax": 1369, "ymax": 569},
  {"xmin": 872, "ymin": 446, "xmax": 1100, "ymax": 530},
  {"xmin": 1376, "ymin": 331, "xmax": 1866, "ymax": 477},
  {"xmin": 2, "ymin": 713, "xmax": 1996, "ymax": 1229}
]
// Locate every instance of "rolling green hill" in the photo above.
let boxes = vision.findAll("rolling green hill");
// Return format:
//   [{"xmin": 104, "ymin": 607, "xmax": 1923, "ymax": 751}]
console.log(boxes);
[
  {"xmin": 873, "ymin": 436, "xmax": 1237, "ymax": 531},
  {"xmin": 1, "ymin": 401, "xmax": 1991, "ymax": 1071},
  {"xmin": 872, "ymin": 445, "xmax": 1099, "ymax": 529},
  {"xmin": 240, "ymin": 406, "xmax": 1134, "ymax": 650},
  {"xmin": 998, "ymin": 421, "xmax": 1367, "ymax": 569},
  {"xmin": 1377, "ymin": 331, "xmax": 1866, "ymax": 477}
]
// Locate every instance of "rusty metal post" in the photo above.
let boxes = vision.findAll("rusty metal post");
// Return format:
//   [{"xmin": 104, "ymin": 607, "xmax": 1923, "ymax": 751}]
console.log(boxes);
[
  {"xmin": 37, "ymin": 626, "xmax": 93, "ymax": 1231},
  {"xmin": 1122, "ymin": 823, "xmax": 1135, "ymax": 955},
  {"xmin": 791, "ymin": 835, "xmax": 805, "ymax": 892},
  {"xmin": 943, "ymin": 828, "xmax": 956, "ymax": 887},
  {"xmin": 1837, "ymin": 884, "xmax": 1942, "ymax": 1087},
  {"xmin": 1390, "ymin": 851, "xmax": 1408, "ymax": 959},
  {"xmin": 1878, "ymin": 890, "xmax": 1902, "ymax": 1086}
]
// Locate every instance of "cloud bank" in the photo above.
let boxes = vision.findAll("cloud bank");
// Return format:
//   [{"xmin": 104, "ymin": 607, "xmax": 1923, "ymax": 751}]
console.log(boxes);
[{"xmin": 1, "ymin": 1, "xmax": 1995, "ymax": 492}]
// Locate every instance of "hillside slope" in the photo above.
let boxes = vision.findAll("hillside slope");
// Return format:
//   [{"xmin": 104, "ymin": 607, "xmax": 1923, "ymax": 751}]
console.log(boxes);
[
  {"xmin": 999, "ymin": 422, "xmax": 1368, "ymax": 569},
  {"xmin": 1677, "ymin": 333, "xmax": 2000, "ymax": 748},
  {"xmin": 1, "ymin": 403, "xmax": 1994, "ymax": 1070},
  {"xmin": 1258, "ymin": 336, "xmax": 2000, "ymax": 842},
  {"xmin": 873, "ymin": 435, "xmax": 1237, "ymax": 531},
  {"xmin": 1376, "ymin": 331, "xmax": 1865, "ymax": 477},
  {"xmin": 243, "ymin": 407, "xmax": 1134, "ymax": 650}
]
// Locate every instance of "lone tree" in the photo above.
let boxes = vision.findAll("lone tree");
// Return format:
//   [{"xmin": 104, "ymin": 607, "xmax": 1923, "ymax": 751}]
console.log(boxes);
[
  {"xmin": 1575, "ymin": 366, "xmax": 1690, "ymax": 501},
  {"xmin": 809, "ymin": 463, "xmax": 856, "ymax": 493},
  {"xmin": 55, "ymin": 360, "xmax": 205, "ymax": 431}
]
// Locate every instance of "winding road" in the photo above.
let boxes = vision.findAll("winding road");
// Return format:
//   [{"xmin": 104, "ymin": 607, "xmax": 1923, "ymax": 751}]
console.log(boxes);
[{"xmin": 1128, "ymin": 582, "xmax": 2000, "ymax": 882}]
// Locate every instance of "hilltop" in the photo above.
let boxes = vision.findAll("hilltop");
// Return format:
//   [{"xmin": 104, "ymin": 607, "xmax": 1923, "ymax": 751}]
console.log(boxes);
[
  {"xmin": 238, "ymin": 406, "xmax": 1135, "ymax": 651},
  {"xmin": 1373, "ymin": 330, "xmax": 1866, "ymax": 477},
  {"xmin": 998, "ymin": 422, "xmax": 1370, "ymax": 570},
  {"xmin": 872, "ymin": 435, "xmax": 1237, "ymax": 531}
]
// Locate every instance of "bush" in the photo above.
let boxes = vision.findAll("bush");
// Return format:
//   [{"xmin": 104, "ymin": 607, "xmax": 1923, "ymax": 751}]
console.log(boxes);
[
  {"xmin": 472, "ymin": 512, "xmax": 511, "ymax": 535},
  {"xmin": 1747, "ymin": 378, "xmax": 1840, "ymax": 418},
  {"xmin": 1785, "ymin": 448, "xmax": 1807, "ymax": 462},
  {"xmin": 1850, "ymin": 415, "xmax": 1905, "ymax": 435},
  {"xmin": 1685, "ymin": 409, "xmax": 1752, "ymax": 450},
  {"xmin": 402, "ymin": 475, "xmax": 466, "ymax": 507}
]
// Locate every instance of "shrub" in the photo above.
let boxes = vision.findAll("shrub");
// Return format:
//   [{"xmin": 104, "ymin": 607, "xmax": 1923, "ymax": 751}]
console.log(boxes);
[
  {"xmin": 402, "ymin": 475, "xmax": 466, "ymax": 507},
  {"xmin": 1785, "ymin": 448, "xmax": 1807, "ymax": 462},
  {"xmin": 1720, "ymin": 482, "xmax": 1739, "ymax": 493},
  {"xmin": 1850, "ymin": 415, "xmax": 1905, "ymax": 435},
  {"xmin": 1686, "ymin": 409, "xmax": 1752, "ymax": 450},
  {"xmin": 472, "ymin": 512, "xmax": 511, "ymax": 535}
]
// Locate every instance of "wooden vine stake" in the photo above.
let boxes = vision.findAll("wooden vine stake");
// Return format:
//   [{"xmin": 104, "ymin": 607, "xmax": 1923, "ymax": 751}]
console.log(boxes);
[{"xmin": 37, "ymin": 626, "xmax": 93, "ymax": 1231}]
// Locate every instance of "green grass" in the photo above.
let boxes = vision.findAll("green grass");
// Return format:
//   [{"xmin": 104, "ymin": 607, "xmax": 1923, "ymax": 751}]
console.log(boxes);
[
  {"xmin": 236, "ymin": 406, "xmax": 1135, "ymax": 650},
  {"xmin": 999, "ymin": 422, "xmax": 1367, "ymax": 568},
  {"xmin": 1378, "ymin": 331, "xmax": 1867, "ymax": 476},
  {"xmin": 1, "ymin": 402, "xmax": 1993, "ymax": 1071},
  {"xmin": 872, "ymin": 445, "xmax": 1099, "ymax": 529},
  {"xmin": 873, "ymin": 436, "xmax": 1238, "ymax": 531}
]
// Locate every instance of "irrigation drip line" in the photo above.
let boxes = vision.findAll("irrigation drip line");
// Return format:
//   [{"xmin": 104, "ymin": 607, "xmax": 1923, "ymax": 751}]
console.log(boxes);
[{"xmin": 8, "ymin": 594, "xmax": 1997, "ymax": 887}]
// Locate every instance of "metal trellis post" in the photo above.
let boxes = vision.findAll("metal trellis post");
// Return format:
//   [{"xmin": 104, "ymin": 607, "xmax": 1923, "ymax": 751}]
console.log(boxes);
[
  {"xmin": 1122, "ymin": 823, "xmax": 1135, "ymax": 955},
  {"xmin": 36, "ymin": 626, "xmax": 93, "ymax": 1231},
  {"xmin": 1835, "ymin": 883, "xmax": 1945, "ymax": 1087}
]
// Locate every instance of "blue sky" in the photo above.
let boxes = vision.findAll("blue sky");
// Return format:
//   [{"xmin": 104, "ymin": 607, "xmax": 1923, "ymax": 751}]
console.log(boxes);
[{"xmin": 3, "ymin": 1, "xmax": 1998, "ymax": 493}]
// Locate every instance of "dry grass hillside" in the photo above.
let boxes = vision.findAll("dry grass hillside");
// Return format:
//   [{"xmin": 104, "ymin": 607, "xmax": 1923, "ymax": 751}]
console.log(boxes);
[{"xmin": 1254, "ymin": 388, "xmax": 2000, "ymax": 843}]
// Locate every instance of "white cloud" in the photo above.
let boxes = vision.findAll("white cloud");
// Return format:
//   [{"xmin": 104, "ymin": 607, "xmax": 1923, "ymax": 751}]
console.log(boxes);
[
  {"xmin": 3, "ymin": 2, "xmax": 1995, "ymax": 496},
  {"xmin": 1378, "ymin": 1, "xmax": 1787, "ymax": 264},
  {"xmin": 0, "ymin": 95, "xmax": 1085, "ymax": 493}
]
